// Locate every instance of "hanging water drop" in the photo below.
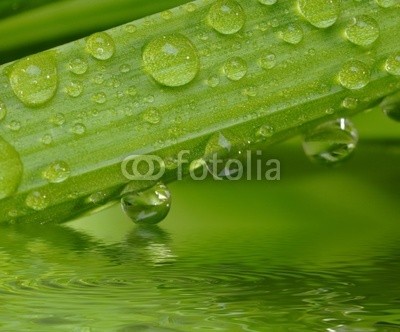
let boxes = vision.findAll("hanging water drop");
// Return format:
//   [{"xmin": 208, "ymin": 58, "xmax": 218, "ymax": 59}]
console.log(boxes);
[
  {"xmin": 86, "ymin": 32, "xmax": 115, "ymax": 60},
  {"xmin": 26, "ymin": 191, "xmax": 49, "ymax": 211},
  {"xmin": 385, "ymin": 52, "xmax": 400, "ymax": 76},
  {"xmin": 298, "ymin": 0, "xmax": 340, "ymax": 28},
  {"xmin": 142, "ymin": 34, "xmax": 200, "ymax": 87},
  {"xmin": 0, "ymin": 136, "xmax": 23, "ymax": 199},
  {"xmin": 380, "ymin": 91, "xmax": 400, "ymax": 122},
  {"xmin": 207, "ymin": 0, "xmax": 245, "ymax": 35},
  {"xmin": 8, "ymin": 52, "xmax": 58, "ymax": 107},
  {"xmin": 42, "ymin": 161, "xmax": 71, "ymax": 183},
  {"xmin": 279, "ymin": 23, "xmax": 304, "ymax": 44},
  {"xmin": 339, "ymin": 60, "xmax": 370, "ymax": 90},
  {"xmin": 303, "ymin": 118, "xmax": 358, "ymax": 165},
  {"xmin": 121, "ymin": 183, "xmax": 171, "ymax": 225},
  {"xmin": 345, "ymin": 15, "xmax": 380, "ymax": 47},
  {"xmin": 223, "ymin": 57, "xmax": 247, "ymax": 81}
]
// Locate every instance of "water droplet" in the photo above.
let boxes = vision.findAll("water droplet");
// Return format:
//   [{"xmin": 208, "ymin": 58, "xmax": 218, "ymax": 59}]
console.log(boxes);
[
  {"xmin": 385, "ymin": 52, "xmax": 400, "ymax": 76},
  {"xmin": 42, "ymin": 161, "xmax": 71, "ymax": 183},
  {"xmin": 303, "ymin": 118, "xmax": 358, "ymax": 165},
  {"xmin": 71, "ymin": 123, "xmax": 86, "ymax": 135},
  {"xmin": 0, "ymin": 101, "xmax": 7, "ymax": 121},
  {"xmin": 7, "ymin": 120, "xmax": 21, "ymax": 131},
  {"xmin": 223, "ymin": 57, "xmax": 247, "ymax": 81},
  {"xmin": 65, "ymin": 81, "xmax": 83, "ymax": 97},
  {"xmin": 161, "ymin": 10, "xmax": 173, "ymax": 20},
  {"xmin": 206, "ymin": 75, "xmax": 220, "ymax": 87},
  {"xmin": 41, "ymin": 134, "xmax": 53, "ymax": 145},
  {"xmin": 121, "ymin": 183, "xmax": 171, "ymax": 225},
  {"xmin": 8, "ymin": 52, "xmax": 58, "ymax": 107},
  {"xmin": 258, "ymin": 0, "xmax": 277, "ymax": 5},
  {"xmin": 126, "ymin": 86, "xmax": 138, "ymax": 97},
  {"xmin": 119, "ymin": 64, "xmax": 131, "ymax": 73},
  {"xmin": 339, "ymin": 60, "xmax": 370, "ymax": 90},
  {"xmin": 142, "ymin": 34, "xmax": 200, "ymax": 87},
  {"xmin": 380, "ymin": 91, "xmax": 400, "ymax": 122},
  {"xmin": 256, "ymin": 124, "xmax": 275, "ymax": 141},
  {"xmin": 207, "ymin": 0, "xmax": 245, "ymax": 35},
  {"xmin": 124, "ymin": 24, "xmax": 137, "ymax": 34},
  {"xmin": 88, "ymin": 191, "xmax": 108, "ymax": 205},
  {"xmin": 242, "ymin": 86, "xmax": 258, "ymax": 97},
  {"xmin": 49, "ymin": 113, "xmax": 66, "ymax": 126},
  {"xmin": 345, "ymin": 15, "xmax": 380, "ymax": 47},
  {"xmin": 258, "ymin": 52, "xmax": 277, "ymax": 70},
  {"xmin": 375, "ymin": 0, "xmax": 398, "ymax": 8},
  {"xmin": 92, "ymin": 92, "xmax": 107, "ymax": 104},
  {"xmin": 184, "ymin": 2, "xmax": 198, "ymax": 12},
  {"xmin": 26, "ymin": 191, "xmax": 49, "ymax": 211},
  {"xmin": 0, "ymin": 136, "xmax": 23, "ymax": 199},
  {"xmin": 142, "ymin": 108, "xmax": 161, "ymax": 124},
  {"xmin": 279, "ymin": 23, "xmax": 304, "ymax": 44},
  {"xmin": 68, "ymin": 58, "xmax": 88, "ymax": 75},
  {"xmin": 298, "ymin": 0, "xmax": 340, "ymax": 28},
  {"xmin": 342, "ymin": 97, "xmax": 359, "ymax": 110},
  {"xmin": 86, "ymin": 32, "xmax": 115, "ymax": 60}
]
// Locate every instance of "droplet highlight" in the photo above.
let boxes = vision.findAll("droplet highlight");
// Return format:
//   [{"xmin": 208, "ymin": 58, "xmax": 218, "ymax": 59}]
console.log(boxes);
[
  {"xmin": 298, "ymin": 0, "xmax": 340, "ymax": 28},
  {"xmin": 338, "ymin": 60, "xmax": 370, "ymax": 90},
  {"xmin": 0, "ymin": 136, "xmax": 23, "ymax": 199},
  {"xmin": 121, "ymin": 183, "xmax": 171, "ymax": 225},
  {"xmin": 207, "ymin": 0, "xmax": 245, "ymax": 35},
  {"xmin": 142, "ymin": 34, "xmax": 200, "ymax": 87},
  {"xmin": 345, "ymin": 15, "xmax": 380, "ymax": 47},
  {"xmin": 86, "ymin": 32, "xmax": 115, "ymax": 60}
]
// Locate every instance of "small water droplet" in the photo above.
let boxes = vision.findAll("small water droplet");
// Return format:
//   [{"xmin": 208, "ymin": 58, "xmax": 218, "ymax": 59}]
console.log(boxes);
[
  {"xmin": 42, "ymin": 161, "xmax": 71, "ymax": 183},
  {"xmin": 223, "ymin": 57, "xmax": 247, "ymax": 81},
  {"xmin": 119, "ymin": 64, "xmax": 131, "ymax": 73},
  {"xmin": 88, "ymin": 191, "xmax": 108, "ymax": 205},
  {"xmin": 206, "ymin": 75, "xmax": 220, "ymax": 87},
  {"xmin": 0, "ymin": 136, "xmax": 23, "ymax": 199},
  {"xmin": 121, "ymin": 183, "xmax": 171, "ymax": 225},
  {"xmin": 161, "ymin": 10, "xmax": 173, "ymax": 20},
  {"xmin": 49, "ymin": 113, "xmax": 66, "ymax": 126},
  {"xmin": 298, "ymin": 0, "xmax": 340, "ymax": 28},
  {"xmin": 41, "ymin": 134, "xmax": 53, "ymax": 145},
  {"xmin": 142, "ymin": 34, "xmax": 200, "ymax": 87},
  {"xmin": 380, "ymin": 91, "xmax": 400, "ymax": 122},
  {"xmin": 258, "ymin": 0, "xmax": 277, "ymax": 5},
  {"xmin": 258, "ymin": 52, "xmax": 277, "ymax": 69},
  {"xmin": 68, "ymin": 58, "xmax": 88, "ymax": 75},
  {"xmin": 71, "ymin": 123, "xmax": 86, "ymax": 135},
  {"xmin": 26, "ymin": 191, "xmax": 49, "ymax": 211},
  {"xmin": 65, "ymin": 81, "xmax": 83, "ymax": 97},
  {"xmin": 279, "ymin": 23, "xmax": 304, "ymax": 44},
  {"xmin": 0, "ymin": 101, "xmax": 7, "ymax": 121},
  {"xmin": 124, "ymin": 24, "xmax": 137, "ymax": 33},
  {"xmin": 92, "ymin": 92, "xmax": 107, "ymax": 104},
  {"xmin": 256, "ymin": 124, "xmax": 275, "ymax": 141},
  {"xmin": 86, "ymin": 32, "xmax": 115, "ymax": 60},
  {"xmin": 242, "ymin": 86, "xmax": 257, "ymax": 97},
  {"xmin": 184, "ymin": 2, "xmax": 198, "ymax": 12},
  {"xmin": 8, "ymin": 52, "xmax": 58, "ymax": 107},
  {"xmin": 303, "ymin": 118, "xmax": 358, "ymax": 165},
  {"xmin": 375, "ymin": 0, "xmax": 398, "ymax": 8},
  {"xmin": 385, "ymin": 52, "xmax": 400, "ymax": 76},
  {"xmin": 7, "ymin": 120, "xmax": 21, "ymax": 131},
  {"xmin": 142, "ymin": 108, "xmax": 161, "ymax": 124},
  {"xmin": 207, "ymin": 0, "xmax": 245, "ymax": 35},
  {"xmin": 345, "ymin": 15, "xmax": 380, "ymax": 47},
  {"xmin": 126, "ymin": 86, "xmax": 138, "ymax": 97},
  {"xmin": 339, "ymin": 60, "xmax": 370, "ymax": 90},
  {"xmin": 342, "ymin": 97, "xmax": 359, "ymax": 110}
]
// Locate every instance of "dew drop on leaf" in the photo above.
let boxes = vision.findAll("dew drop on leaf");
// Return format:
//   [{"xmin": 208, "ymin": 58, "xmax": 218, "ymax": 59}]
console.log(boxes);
[
  {"xmin": 380, "ymin": 91, "xmax": 400, "ymax": 122},
  {"xmin": 258, "ymin": 0, "xmax": 277, "ymax": 5},
  {"xmin": 86, "ymin": 32, "xmax": 115, "ymax": 60},
  {"xmin": 385, "ymin": 52, "xmax": 400, "ymax": 76},
  {"xmin": 0, "ymin": 136, "xmax": 23, "ymax": 199},
  {"xmin": 142, "ymin": 34, "xmax": 200, "ymax": 87},
  {"xmin": 121, "ymin": 183, "xmax": 171, "ymax": 225},
  {"xmin": 8, "ymin": 52, "xmax": 58, "ymax": 107},
  {"xmin": 223, "ymin": 57, "xmax": 247, "ymax": 81},
  {"xmin": 207, "ymin": 0, "xmax": 245, "ymax": 35},
  {"xmin": 142, "ymin": 107, "xmax": 161, "ymax": 124},
  {"xmin": 298, "ymin": 0, "xmax": 340, "ymax": 28},
  {"xmin": 25, "ymin": 191, "xmax": 49, "ymax": 211},
  {"xmin": 279, "ymin": 23, "xmax": 304, "ymax": 44},
  {"xmin": 345, "ymin": 15, "xmax": 380, "ymax": 47},
  {"xmin": 303, "ymin": 118, "xmax": 358, "ymax": 166},
  {"xmin": 65, "ymin": 81, "xmax": 83, "ymax": 98},
  {"xmin": 68, "ymin": 58, "xmax": 88, "ymax": 75},
  {"xmin": 42, "ymin": 161, "xmax": 71, "ymax": 183},
  {"xmin": 338, "ymin": 60, "xmax": 370, "ymax": 90},
  {"xmin": 258, "ymin": 52, "xmax": 277, "ymax": 70}
]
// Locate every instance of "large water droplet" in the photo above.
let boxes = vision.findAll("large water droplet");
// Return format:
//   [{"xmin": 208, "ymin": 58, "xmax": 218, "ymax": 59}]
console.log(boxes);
[
  {"xmin": 0, "ymin": 136, "xmax": 23, "ymax": 199},
  {"xmin": 121, "ymin": 183, "xmax": 171, "ymax": 225},
  {"xmin": 26, "ymin": 191, "xmax": 49, "ymax": 211},
  {"xmin": 8, "ymin": 52, "xmax": 58, "ymax": 107},
  {"xmin": 385, "ymin": 52, "xmax": 400, "ymax": 76},
  {"xmin": 298, "ymin": 0, "xmax": 340, "ymax": 28},
  {"xmin": 42, "ymin": 161, "xmax": 71, "ymax": 183},
  {"xmin": 86, "ymin": 32, "xmax": 115, "ymax": 60},
  {"xmin": 303, "ymin": 118, "xmax": 358, "ymax": 165},
  {"xmin": 223, "ymin": 57, "xmax": 247, "ymax": 81},
  {"xmin": 279, "ymin": 23, "xmax": 304, "ymax": 44},
  {"xmin": 142, "ymin": 34, "xmax": 200, "ymax": 87},
  {"xmin": 345, "ymin": 15, "xmax": 380, "ymax": 47},
  {"xmin": 339, "ymin": 60, "xmax": 370, "ymax": 90},
  {"xmin": 380, "ymin": 91, "xmax": 400, "ymax": 122},
  {"xmin": 375, "ymin": 0, "xmax": 398, "ymax": 8},
  {"xmin": 207, "ymin": 0, "xmax": 245, "ymax": 35}
]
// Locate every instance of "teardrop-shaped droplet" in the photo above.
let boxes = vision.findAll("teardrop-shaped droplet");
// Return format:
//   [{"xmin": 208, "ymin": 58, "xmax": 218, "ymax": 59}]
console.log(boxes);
[
  {"xmin": 380, "ymin": 91, "xmax": 400, "ymax": 122},
  {"xmin": 8, "ymin": 52, "xmax": 58, "ymax": 107},
  {"xmin": 223, "ymin": 57, "xmax": 247, "ymax": 81},
  {"xmin": 298, "ymin": 0, "xmax": 340, "ymax": 28},
  {"xmin": 338, "ymin": 60, "xmax": 370, "ymax": 90},
  {"xmin": 0, "ymin": 136, "xmax": 23, "ymax": 199},
  {"xmin": 121, "ymin": 183, "xmax": 171, "ymax": 225},
  {"xmin": 142, "ymin": 34, "xmax": 200, "ymax": 87},
  {"xmin": 303, "ymin": 118, "xmax": 358, "ymax": 165},
  {"xmin": 42, "ymin": 161, "xmax": 71, "ymax": 183},
  {"xmin": 345, "ymin": 15, "xmax": 380, "ymax": 47},
  {"xmin": 86, "ymin": 32, "xmax": 115, "ymax": 60},
  {"xmin": 207, "ymin": 0, "xmax": 245, "ymax": 35}
]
